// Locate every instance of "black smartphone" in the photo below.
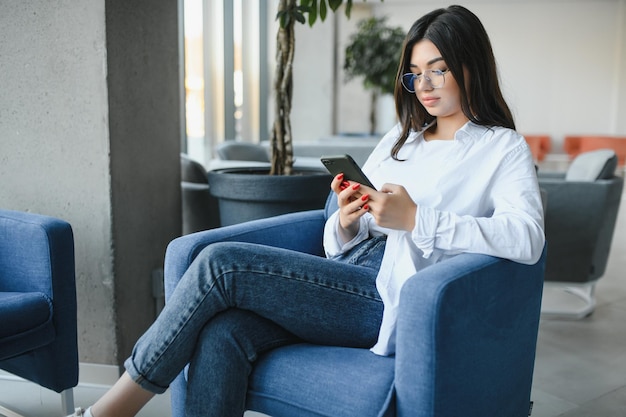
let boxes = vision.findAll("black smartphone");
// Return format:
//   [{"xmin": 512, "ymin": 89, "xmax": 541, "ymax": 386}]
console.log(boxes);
[{"xmin": 320, "ymin": 154, "xmax": 376, "ymax": 190}]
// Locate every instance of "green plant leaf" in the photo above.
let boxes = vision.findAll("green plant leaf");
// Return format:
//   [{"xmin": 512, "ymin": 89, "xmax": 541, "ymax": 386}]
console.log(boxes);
[
  {"xmin": 319, "ymin": 0, "xmax": 327, "ymax": 22},
  {"xmin": 328, "ymin": 0, "xmax": 343, "ymax": 11},
  {"xmin": 344, "ymin": 0, "xmax": 352, "ymax": 18},
  {"xmin": 343, "ymin": 16, "xmax": 405, "ymax": 95},
  {"xmin": 305, "ymin": 0, "xmax": 317, "ymax": 26},
  {"xmin": 294, "ymin": 7, "xmax": 307, "ymax": 24},
  {"xmin": 277, "ymin": 11, "xmax": 290, "ymax": 28}
]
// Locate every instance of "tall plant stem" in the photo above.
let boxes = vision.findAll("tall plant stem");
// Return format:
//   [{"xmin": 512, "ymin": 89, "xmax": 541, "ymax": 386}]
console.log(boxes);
[{"xmin": 271, "ymin": 0, "xmax": 296, "ymax": 175}]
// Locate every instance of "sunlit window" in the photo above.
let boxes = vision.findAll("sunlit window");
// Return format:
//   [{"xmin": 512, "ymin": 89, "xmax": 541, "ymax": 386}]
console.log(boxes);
[{"xmin": 183, "ymin": 0, "xmax": 204, "ymax": 140}]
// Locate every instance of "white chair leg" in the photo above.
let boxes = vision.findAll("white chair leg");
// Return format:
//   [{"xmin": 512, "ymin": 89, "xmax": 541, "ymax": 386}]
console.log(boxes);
[
  {"xmin": 0, "ymin": 386, "xmax": 74, "ymax": 417},
  {"xmin": 61, "ymin": 388, "xmax": 75, "ymax": 415},
  {"xmin": 0, "ymin": 403, "xmax": 25, "ymax": 417},
  {"xmin": 541, "ymin": 281, "xmax": 597, "ymax": 319}
]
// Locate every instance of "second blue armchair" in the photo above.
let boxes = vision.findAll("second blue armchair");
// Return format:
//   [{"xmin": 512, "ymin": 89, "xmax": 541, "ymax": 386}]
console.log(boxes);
[{"xmin": 0, "ymin": 209, "xmax": 78, "ymax": 416}]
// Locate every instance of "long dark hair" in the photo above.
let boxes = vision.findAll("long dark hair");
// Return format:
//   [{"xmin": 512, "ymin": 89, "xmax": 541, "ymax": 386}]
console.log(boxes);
[{"xmin": 392, "ymin": 5, "xmax": 515, "ymax": 159}]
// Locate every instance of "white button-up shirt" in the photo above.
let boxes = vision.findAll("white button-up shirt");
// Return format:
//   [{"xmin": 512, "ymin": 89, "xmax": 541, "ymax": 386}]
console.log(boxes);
[{"xmin": 323, "ymin": 121, "xmax": 545, "ymax": 355}]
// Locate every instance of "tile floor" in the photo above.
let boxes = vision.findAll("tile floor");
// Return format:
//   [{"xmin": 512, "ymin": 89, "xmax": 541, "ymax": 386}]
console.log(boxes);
[{"xmin": 1, "ymin": 183, "xmax": 625, "ymax": 417}]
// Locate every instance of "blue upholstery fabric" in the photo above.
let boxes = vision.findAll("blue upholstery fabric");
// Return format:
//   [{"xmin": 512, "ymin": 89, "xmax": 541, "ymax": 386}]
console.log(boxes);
[
  {"xmin": 164, "ymin": 198, "xmax": 545, "ymax": 417},
  {"xmin": 0, "ymin": 292, "xmax": 52, "ymax": 338},
  {"xmin": 0, "ymin": 209, "xmax": 78, "ymax": 393},
  {"xmin": 247, "ymin": 345, "xmax": 395, "ymax": 417}
]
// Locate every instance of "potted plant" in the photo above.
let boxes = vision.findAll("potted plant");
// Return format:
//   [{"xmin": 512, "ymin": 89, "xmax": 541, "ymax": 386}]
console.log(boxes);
[
  {"xmin": 208, "ymin": 0, "xmax": 377, "ymax": 226},
  {"xmin": 344, "ymin": 16, "xmax": 405, "ymax": 135}
]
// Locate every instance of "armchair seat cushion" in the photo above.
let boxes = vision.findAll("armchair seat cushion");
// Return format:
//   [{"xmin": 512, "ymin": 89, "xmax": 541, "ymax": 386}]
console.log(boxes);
[
  {"xmin": 247, "ymin": 344, "xmax": 394, "ymax": 417},
  {"xmin": 0, "ymin": 292, "xmax": 55, "ymax": 360},
  {"xmin": 0, "ymin": 292, "xmax": 52, "ymax": 338}
]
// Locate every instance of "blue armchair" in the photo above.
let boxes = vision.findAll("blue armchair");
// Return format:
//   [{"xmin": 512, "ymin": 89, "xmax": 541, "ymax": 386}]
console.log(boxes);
[
  {"xmin": 0, "ymin": 209, "xmax": 79, "ymax": 416},
  {"xmin": 164, "ymin": 196, "xmax": 546, "ymax": 417}
]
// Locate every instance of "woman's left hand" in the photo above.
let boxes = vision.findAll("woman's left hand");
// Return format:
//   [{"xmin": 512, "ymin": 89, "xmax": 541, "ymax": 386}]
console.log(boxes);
[{"xmin": 367, "ymin": 184, "xmax": 417, "ymax": 231}]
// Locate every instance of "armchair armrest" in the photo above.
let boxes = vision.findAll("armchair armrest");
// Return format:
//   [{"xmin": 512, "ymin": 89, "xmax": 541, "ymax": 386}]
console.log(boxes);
[
  {"xmin": 164, "ymin": 209, "xmax": 326, "ymax": 298},
  {"xmin": 395, "ymin": 250, "xmax": 546, "ymax": 417},
  {"xmin": 537, "ymin": 171, "xmax": 566, "ymax": 180}
]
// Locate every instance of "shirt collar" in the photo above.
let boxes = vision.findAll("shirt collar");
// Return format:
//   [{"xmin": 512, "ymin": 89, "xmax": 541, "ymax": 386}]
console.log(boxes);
[
  {"xmin": 407, "ymin": 120, "xmax": 491, "ymax": 144},
  {"xmin": 454, "ymin": 121, "xmax": 490, "ymax": 142}
]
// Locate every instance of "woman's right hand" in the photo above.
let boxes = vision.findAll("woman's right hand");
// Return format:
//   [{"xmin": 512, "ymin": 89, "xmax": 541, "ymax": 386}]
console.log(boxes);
[{"xmin": 331, "ymin": 173, "xmax": 372, "ymax": 243}]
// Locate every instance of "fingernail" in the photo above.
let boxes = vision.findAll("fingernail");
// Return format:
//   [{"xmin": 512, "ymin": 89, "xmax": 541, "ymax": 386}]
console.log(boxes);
[
  {"xmin": 352, "ymin": 183, "xmax": 360, "ymax": 190},
  {"xmin": 336, "ymin": 173, "xmax": 344, "ymax": 180},
  {"xmin": 363, "ymin": 204, "xmax": 369, "ymax": 210},
  {"xmin": 361, "ymin": 194, "xmax": 369, "ymax": 201}
]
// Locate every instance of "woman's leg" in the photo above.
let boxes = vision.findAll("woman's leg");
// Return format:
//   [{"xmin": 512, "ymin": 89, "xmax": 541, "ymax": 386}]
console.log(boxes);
[
  {"xmin": 88, "ymin": 373, "xmax": 154, "ymax": 417},
  {"xmin": 185, "ymin": 309, "xmax": 300, "ymax": 417},
  {"xmin": 87, "ymin": 241, "xmax": 382, "ymax": 416},
  {"xmin": 128, "ymin": 241, "xmax": 382, "ymax": 390}
]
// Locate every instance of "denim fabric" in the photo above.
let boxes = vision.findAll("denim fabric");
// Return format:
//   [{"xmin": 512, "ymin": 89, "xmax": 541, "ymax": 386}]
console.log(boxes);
[
  {"xmin": 125, "ymin": 239, "xmax": 385, "ymax": 416},
  {"xmin": 185, "ymin": 309, "xmax": 299, "ymax": 416},
  {"xmin": 335, "ymin": 235, "xmax": 387, "ymax": 269}
]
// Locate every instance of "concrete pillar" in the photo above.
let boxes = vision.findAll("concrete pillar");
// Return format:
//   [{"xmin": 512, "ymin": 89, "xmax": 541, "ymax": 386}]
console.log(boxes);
[{"xmin": 0, "ymin": 0, "xmax": 182, "ymax": 367}]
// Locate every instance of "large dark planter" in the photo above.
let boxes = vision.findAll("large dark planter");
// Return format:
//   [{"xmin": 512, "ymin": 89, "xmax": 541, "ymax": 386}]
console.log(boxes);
[{"xmin": 207, "ymin": 167, "xmax": 333, "ymax": 226}]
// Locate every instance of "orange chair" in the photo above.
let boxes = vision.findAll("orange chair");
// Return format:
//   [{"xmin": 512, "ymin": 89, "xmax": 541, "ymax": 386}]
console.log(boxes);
[
  {"xmin": 523, "ymin": 135, "xmax": 551, "ymax": 162},
  {"xmin": 563, "ymin": 136, "xmax": 582, "ymax": 156},
  {"xmin": 564, "ymin": 136, "xmax": 626, "ymax": 166}
]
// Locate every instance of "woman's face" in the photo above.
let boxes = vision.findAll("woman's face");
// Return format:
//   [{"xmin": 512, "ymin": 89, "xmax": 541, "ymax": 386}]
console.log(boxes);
[{"xmin": 408, "ymin": 39, "xmax": 467, "ymax": 124}]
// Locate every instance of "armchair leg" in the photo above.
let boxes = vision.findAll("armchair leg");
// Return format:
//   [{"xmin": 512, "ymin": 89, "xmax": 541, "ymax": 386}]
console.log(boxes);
[
  {"xmin": 0, "ymin": 388, "xmax": 75, "ymax": 417},
  {"xmin": 541, "ymin": 282, "xmax": 597, "ymax": 319},
  {"xmin": 62, "ymin": 388, "xmax": 75, "ymax": 415},
  {"xmin": 0, "ymin": 403, "xmax": 25, "ymax": 417}
]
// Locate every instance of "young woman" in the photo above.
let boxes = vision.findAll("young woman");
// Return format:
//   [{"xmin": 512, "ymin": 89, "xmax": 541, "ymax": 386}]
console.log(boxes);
[{"xmin": 69, "ymin": 5, "xmax": 544, "ymax": 416}]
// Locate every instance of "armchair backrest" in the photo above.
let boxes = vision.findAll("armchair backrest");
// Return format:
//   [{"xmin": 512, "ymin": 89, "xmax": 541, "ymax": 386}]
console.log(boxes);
[
  {"xmin": 216, "ymin": 141, "xmax": 270, "ymax": 162},
  {"xmin": 539, "ymin": 150, "xmax": 623, "ymax": 283},
  {"xmin": 565, "ymin": 148, "xmax": 618, "ymax": 181},
  {"xmin": 181, "ymin": 153, "xmax": 209, "ymax": 184}
]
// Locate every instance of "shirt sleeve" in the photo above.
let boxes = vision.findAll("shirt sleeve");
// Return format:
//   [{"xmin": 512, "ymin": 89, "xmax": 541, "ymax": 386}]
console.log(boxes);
[
  {"xmin": 323, "ymin": 209, "xmax": 372, "ymax": 258},
  {"xmin": 411, "ymin": 142, "xmax": 545, "ymax": 265}
]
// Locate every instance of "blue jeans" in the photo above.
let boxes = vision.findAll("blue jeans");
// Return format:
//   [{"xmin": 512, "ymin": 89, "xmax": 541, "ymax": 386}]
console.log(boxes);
[{"xmin": 125, "ymin": 237, "xmax": 385, "ymax": 416}]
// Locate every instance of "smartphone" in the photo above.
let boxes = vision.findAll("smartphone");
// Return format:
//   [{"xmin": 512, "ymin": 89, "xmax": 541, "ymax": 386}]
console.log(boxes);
[{"xmin": 320, "ymin": 154, "xmax": 376, "ymax": 190}]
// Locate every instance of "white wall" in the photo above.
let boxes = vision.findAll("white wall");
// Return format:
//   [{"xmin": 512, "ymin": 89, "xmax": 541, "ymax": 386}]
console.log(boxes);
[{"xmin": 289, "ymin": 0, "xmax": 626, "ymax": 151}]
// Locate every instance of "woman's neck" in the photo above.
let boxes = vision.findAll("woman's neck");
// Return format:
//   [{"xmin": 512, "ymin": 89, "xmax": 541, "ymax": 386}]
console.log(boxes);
[{"xmin": 424, "ymin": 115, "xmax": 470, "ymax": 141}]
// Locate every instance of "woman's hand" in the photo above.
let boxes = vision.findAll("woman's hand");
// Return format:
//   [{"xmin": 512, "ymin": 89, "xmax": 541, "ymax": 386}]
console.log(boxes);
[
  {"xmin": 331, "ymin": 174, "xmax": 373, "ymax": 243},
  {"xmin": 367, "ymin": 184, "xmax": 417, "ymax": 231},
  {"xmin": 331, "ymin": 175, "xmax": 417, "ymax": 241}
]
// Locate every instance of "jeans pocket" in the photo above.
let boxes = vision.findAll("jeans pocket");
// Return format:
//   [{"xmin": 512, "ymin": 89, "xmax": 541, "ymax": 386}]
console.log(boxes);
[{"xmin": 337, "ymin": 235, "xmax": 387, "ymax": 270}]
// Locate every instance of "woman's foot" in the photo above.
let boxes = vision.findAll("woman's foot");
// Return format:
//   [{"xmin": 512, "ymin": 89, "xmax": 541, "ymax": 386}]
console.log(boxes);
[{"xmin": 66, "ymin": 407, "xmax": 93, "ymax": 417}]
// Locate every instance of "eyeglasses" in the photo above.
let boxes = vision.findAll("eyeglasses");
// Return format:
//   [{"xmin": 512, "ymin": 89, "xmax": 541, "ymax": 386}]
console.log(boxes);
[{"xmin": 401, "ymin": 69, "xmax": 449, "ymax": 93}]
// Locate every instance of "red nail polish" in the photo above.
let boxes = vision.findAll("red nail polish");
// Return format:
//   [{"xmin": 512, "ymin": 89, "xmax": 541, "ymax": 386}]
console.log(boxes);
[
  {"xmin": 337, "ymin": 173, "xmax": 344, "ymax": 180},
  {"xmin": 352, "ymin": 183, "xmax": 360, "ymax": 190},
  {"xmin": 363, "ymin": 204, "xmax": 369, "ymax": 210},
  {"xmin": 361, "ymin": 194, "xmax": 369, "ymax": 201}
]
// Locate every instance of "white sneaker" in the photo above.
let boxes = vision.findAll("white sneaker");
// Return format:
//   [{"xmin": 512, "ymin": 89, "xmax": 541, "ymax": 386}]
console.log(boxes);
[{"xmin": 66, "ymin": 407, "xmax": 93, "ymax": 417}]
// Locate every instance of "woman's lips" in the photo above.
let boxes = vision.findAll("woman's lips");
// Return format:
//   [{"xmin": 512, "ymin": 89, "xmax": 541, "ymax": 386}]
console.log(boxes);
[{"xmin": 421, "ymin": 96, "xmax": 439, "ymax": 106}]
